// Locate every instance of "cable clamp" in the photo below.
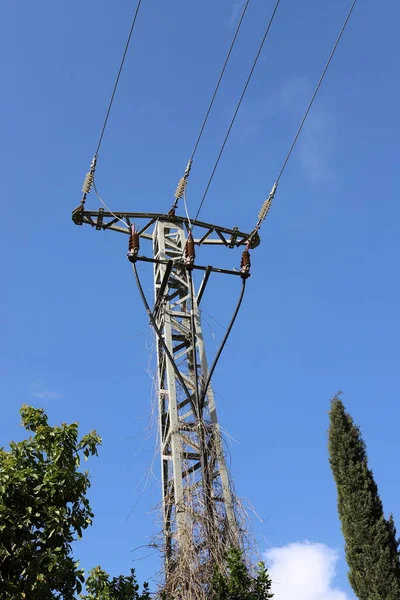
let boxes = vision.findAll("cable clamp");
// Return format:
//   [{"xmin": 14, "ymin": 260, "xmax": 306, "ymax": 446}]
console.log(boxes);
[{"xmin": 184, "ymin": 158, "xmax": 192, "ymax": 179}]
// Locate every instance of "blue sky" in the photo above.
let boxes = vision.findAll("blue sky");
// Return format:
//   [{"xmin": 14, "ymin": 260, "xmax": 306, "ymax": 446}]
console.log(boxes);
[{"xmin": 1, "ymin": 0, "xmax": 399, "ymax": 597}]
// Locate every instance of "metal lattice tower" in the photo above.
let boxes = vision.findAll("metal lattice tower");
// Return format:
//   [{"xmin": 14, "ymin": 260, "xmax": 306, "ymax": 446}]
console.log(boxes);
[
  {"xmin": 153, "ymin": 220, "xmax": 237, "ymax": 560},
  {"xmin": 73, "ymin": 205, "xmax": 259, "ymax": 596}
]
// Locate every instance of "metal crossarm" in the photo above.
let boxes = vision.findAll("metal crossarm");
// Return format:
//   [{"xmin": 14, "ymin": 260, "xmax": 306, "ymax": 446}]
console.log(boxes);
[{"xmin": 72, "ymin": 206, "xmax": 260, "ymax": 248}]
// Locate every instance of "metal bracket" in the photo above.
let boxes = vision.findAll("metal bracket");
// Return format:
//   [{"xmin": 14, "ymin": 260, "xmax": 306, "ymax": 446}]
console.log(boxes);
[{"xmin": 95, "ymin": 208, "xmax": 104, "ymax": 231}]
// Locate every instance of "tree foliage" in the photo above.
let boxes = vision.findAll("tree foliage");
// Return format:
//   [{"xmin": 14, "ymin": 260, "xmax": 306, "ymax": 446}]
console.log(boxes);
[
  {"xmin": 328, "ymin": 394, "xmax": 400, "ymax": 599},
  {"xmin": 0, "ymin": 407, "xmax": 273, "ymax": 599},
  {"xmin": 0, "ymin": 405, "xmax": 101, "ymax": 599},
  {"xmin": 81, "ymin": 567, "xmax": 151, "ymax": 600},
  {"xmin": 211, "ymin": 548, "xmax": 273, "ymax": 600}
]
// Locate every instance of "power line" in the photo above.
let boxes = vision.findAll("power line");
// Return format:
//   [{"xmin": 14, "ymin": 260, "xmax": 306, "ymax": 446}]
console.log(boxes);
[
  {"xmin": 192, "ymin": 0, "xmax": 282, "ymax": 226},
  {"xmin": 190, "ymin": 0, "xmax": 252, "ymax": 163},
  {"xmin": 81, "ymin": 1, "xmax": 144, "ymax": 225},
  {"xmin": 249, "ymin": 0, "xmax": 358, "ymax": 241},
  {"xmin": 95, "ymin": 0, "xmax": 143, "ymax": 157},
  {"xmin": 171, "ymin": 0, "xmax": 252, "ymax": 213},
  {"xmin": 276, "ymin": 0, "xmax": 358, "ymax": 184}
]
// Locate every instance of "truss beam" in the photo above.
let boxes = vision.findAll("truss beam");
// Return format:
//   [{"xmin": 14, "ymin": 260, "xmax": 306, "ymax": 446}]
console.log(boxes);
[{"xmin": 72, "ymin": 206, "xmax": 260, "ymax": 248}]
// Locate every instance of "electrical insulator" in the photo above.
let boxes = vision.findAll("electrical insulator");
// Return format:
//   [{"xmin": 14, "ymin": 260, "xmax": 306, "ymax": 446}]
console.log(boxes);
[
  {"xmin": 258, "ymin": 198, "xmax": 272, "ymax": 223},
  {"xmin": 256, "ymin": 182, "xmax": 278, "ymax": 228},
  {"xmin": 128, "ymin": 226, "xmax": 140, "ymax": 255},
  {"xmin": 240, "ymin": 250, "xmax": 251, "ymax": 275},
  {"xmin": 174, "ymin": 177, "xmax": 187, "ymax": 200},
  {"xmin": 82, "ymin": 171, "xmax": 94, "ymax": 194},
  {"xmin": 185, "ymin": 236, "xmax": 195, "ymax": 264}
]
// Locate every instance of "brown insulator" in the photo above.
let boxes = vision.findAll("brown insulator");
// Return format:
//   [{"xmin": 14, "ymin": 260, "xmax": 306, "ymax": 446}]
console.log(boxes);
[
  {"xmin": 129, "ymin": 229, "xmax": 140, "ymax": 254},
  {"xmin": 241, "ymin": 250, "xmax": 251, "ymax": 272},
  {"xmin": 185, "ymin": 236, "xmax": 195, "ymax": 263}
]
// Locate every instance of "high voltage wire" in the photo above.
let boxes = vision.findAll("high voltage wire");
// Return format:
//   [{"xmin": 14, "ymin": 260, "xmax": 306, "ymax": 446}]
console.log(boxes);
[
  {"xmin": 171, "ymin": 0, "xmax": 252, "ymax": 213},
  {"xmin": 95, "ymin": 0, "xmax": 143, "ymax": 157},
  {"xmin": 275, "ymin": 0, "xmax": 358, "ymax": 184},
  {"xmin": 249, "ymin": 0, "xmax": 359, "ymax": 242},
  {"xmin": 191, "ymin": 0, "xmax": 282, "ymax": 227},
  {"xmin": 82, "ymin": 0, "xmax": 358, "ymax": 246},
  {"xmin": 83, "ymin": 0, "xmax": 144, "ymax": 227},
  {"xmin": 190, "ymin": 0, "xmax": 252, "ymax": 163}
]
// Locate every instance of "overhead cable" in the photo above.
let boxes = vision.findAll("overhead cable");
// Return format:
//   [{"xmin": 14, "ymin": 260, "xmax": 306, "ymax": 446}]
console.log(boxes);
[
  {"xmin": 95, "ymin": 0, "xmax": 143, "ymax": 157},
  {"xmin": 190, "ymin": 0, "xmax": 252, "ymax": 163},
  {"xmin": 249, "ymin": 0, "xmax": 358, "ymax": 241},
  {"xmin": 199, "ymin": 277, "xmax": 246, "ymax": 411},
  {"xmin": 132, "ymin": 261, "xmax": 246, "ymax": 420},
  {"xmin": 191, "ymin": 0, "xmax": 283, "ymax": 227},
  {"xmin": 131, "ymin": 262, "xmax": 198, "ymax": 417},
  {"xmin": 275, "ymin": 0, "xmax": 358, "ymax": 185},
  {"xmin": 171, "ymin": 0, "xmax": 252, "ymax": 212},
  {"xmin": 80, "ymin": 0, "xmax": 144, "ymax": 223}
]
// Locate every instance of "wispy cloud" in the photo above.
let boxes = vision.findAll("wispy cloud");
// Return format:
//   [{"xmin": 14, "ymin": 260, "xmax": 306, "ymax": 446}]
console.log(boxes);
[
  {"xmin": 228, "ymin": 0, "xmax": 246, "ymax": 26},
  {"xmin": 31, "ymin": 381, "xmax": 63, "ymax": 401},
  {"xmin": 265, "ymin": 541, "xmax": 351, "ymax": 600},
  {"xmin": 280, "ymin": 76, "xmax": 334, "ymax": 184}
]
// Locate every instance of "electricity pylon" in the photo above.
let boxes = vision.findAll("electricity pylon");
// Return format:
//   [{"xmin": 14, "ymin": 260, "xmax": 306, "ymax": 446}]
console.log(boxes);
[{"xmin": 73, "ymin": 203, "xmax": 259, "ymax": 596}]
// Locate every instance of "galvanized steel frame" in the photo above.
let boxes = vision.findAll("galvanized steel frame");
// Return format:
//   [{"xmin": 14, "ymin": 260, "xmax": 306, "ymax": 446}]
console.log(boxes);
[{"xmin": 153, "ymin": 219, "xmax": 237, "ymax": 565}]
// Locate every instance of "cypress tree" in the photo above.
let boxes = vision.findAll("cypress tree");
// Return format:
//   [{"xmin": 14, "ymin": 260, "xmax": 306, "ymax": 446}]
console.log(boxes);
[{"xmin": 328, "ymin": 394, "xmax": 400, "ymax": 599}]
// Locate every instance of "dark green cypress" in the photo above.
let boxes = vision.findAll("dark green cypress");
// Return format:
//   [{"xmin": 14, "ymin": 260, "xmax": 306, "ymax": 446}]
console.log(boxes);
[{"xmin": 328, "ymin": 394, "xmax": 400, "ymax": 599}]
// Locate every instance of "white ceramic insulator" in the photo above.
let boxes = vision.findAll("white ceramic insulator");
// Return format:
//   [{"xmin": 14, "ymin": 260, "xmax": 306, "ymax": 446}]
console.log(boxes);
[
  {"xmin": 174, "ymin": 177, "xmax": 186, "ymax": 199},
  {"xmin": 258, "ymin": 198, "xmax": 272, "ymax": 222},
  {"xmin": 82, "ymin": 172, "xmax": 94, "ymax": 194}
]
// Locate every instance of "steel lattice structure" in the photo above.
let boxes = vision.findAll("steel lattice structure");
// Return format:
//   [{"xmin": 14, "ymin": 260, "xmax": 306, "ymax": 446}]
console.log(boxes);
[
  {"xmin": 152, "ymin": 219, "xmax": 238, "ymax": 561},
  {"xmin": 73, "ymin": 205, "xmax": 257, "ymax": 594}
]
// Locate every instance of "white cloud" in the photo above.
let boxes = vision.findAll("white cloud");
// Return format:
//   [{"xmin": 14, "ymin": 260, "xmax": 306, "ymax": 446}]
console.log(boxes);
[
  {"xmin": 31, "ymin": 381, "xmax": 63, "ymax": 400},
  {"xmin": 265, "ymin": 541, "xmax": 350, "ymax": 600}
]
